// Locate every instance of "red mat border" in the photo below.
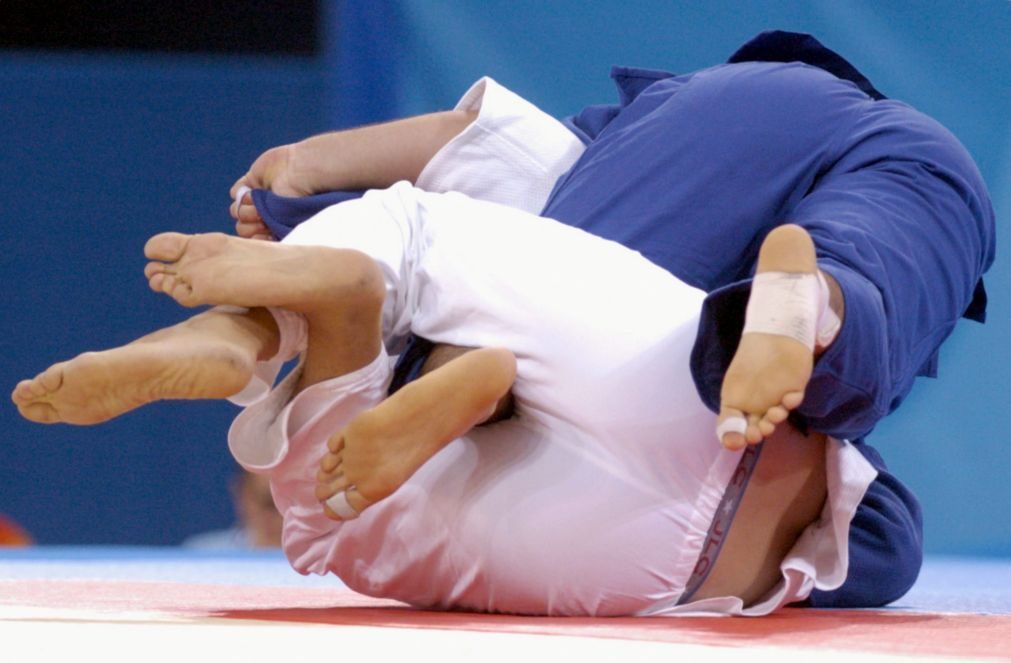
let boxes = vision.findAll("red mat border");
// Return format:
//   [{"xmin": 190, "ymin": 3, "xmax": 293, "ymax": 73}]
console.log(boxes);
[{"xmin": 3, "ymin": 579, "xmax": 1009, "ymax": 660}]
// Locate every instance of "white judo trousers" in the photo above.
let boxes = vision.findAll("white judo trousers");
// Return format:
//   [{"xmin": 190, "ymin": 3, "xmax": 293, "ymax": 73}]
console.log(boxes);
[{"xmin": 227, "ymin": 182, "xmax": 875, "ymax": 617}]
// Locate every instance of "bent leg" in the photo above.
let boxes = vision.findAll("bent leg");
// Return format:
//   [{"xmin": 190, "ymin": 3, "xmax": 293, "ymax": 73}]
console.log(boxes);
[
  {"xmin": 145, "ymin": 227, "xmax": 518, "ymax": 521},
  {"xmin": 765, "ymin": 104, "xmax": 992, "ymax": 439},
  {"xmin": 146, "ymin": 231, "xmax": 388, "ymax": 388},
  {"xmin": 807, "ymin": 441, "xmax": 923, "ymax": 607}
]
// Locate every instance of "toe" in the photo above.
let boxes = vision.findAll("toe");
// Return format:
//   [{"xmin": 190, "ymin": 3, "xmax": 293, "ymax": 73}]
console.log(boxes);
[
  {"xmin": 782, "ymin": 390, "xmax": 805, "ymax": 410},
  {"xmin": 315, "ymin": 481, "xmax": 334, "ymax": 502},
  {"xmin": 18, "ymin": 401, "xmax": 59, "ymax": 424},
  {"xmin": 320, "ymin": 451, "xmax": 341, "ymax": 473},
  {"xmin": 315, "ymin": 472, "xmax": 350, "ymax": 502},
  {"xmin": 144, "ymin": 232, "xmax": 189, "ymax": 262},
  {"xmin": 157, "ymin": 274, "xmax": 176, "ymax": 295},
  {"xmin": 717, "ymin": 408, "xmax": 748, "ymax": 450},
  {"xmin": 344, "ymin": 487, "xmax": 372, "ymax": 515},
  {"xmin": 165, "ymin": 277, "xmax": 196, "ymax": 307},
  {"xmin": 758, "ymin": 418, "xmax": 776, "ymax": 437},
  {"xmin": 745, "ymin": 414, "xmax": 764, "ymax": 444},
  {"xmin": 722, "ymin": 433, "xmax": 746, "ymax": 451},
  {"xmin": 12, "ymin": 380, "xmax": 37, "ymax": 403},
  {"xmin": 147, "ymin": 272, "xmax": 165, "ymax": 293},
  {"xmin": 321, "ymin": 485, "xmax": 369, "ymax": 522},
  {"xmin": 38, "ymin": 365, "xmax": 64, "ymax": 393},
  {"xmin": 764, "ymin": 405, "xmax": 790, "ymax": 424},
  {"xmin": 143, "ymin": 261, "xmax": 160, "ymax": 279},
  {"xmin": 315, "ymin": 458, "xmax": 342, "ymax": 485}
]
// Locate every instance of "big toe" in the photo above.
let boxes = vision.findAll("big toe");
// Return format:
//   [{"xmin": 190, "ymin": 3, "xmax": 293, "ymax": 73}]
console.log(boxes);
[
  {"xmin": 144, "ymin": 232, "xmax": 190, "ymax": 262},
  {"xmin": 11, "ymin": 379, "xmax": 40, "ymax": 405},
  {"xmin": 717, "ymin": 409, "xmax": 749, "ymax": 450}
]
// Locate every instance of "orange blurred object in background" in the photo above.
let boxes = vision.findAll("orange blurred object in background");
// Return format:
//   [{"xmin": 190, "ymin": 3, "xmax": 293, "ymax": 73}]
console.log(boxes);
[{"xmin": 0, "ymin": 513, "xmax": 33, "ymax": 547}]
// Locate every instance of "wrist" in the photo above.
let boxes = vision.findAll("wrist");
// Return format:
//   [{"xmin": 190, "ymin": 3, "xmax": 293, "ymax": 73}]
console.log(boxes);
[
  {"xmin": 287, "ymin": 138, "xmax": 326, "ymax": 196},
  {"xmin": 289, "ymin": 131, "xmax": 353, "ymax": 195}
]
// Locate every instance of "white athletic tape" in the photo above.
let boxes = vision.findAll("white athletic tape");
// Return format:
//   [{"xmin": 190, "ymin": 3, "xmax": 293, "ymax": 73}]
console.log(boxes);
[
  {"xmin": 814, "ymin": 271, "xmax": 841, "ymax": 348},
  {"xmin": 325, "ymin": 488, "xmax": 361, "ymax": 520},
  {"xmin": 716, "ymin": 415, "xmax": 748, "ymax": 440},
  {"xmin": 742, "ymin": 271, "xmax": 820, "ymax": 349},
  {"xmin": 234, "ymin": 185, "xmax": 252, "ymax": 208}
]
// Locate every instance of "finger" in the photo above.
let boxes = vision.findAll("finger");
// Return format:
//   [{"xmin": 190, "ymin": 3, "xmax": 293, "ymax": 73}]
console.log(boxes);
[
  {"xmin": 235, "ymin": 199, "xmax": 262, "ymax": 224},
  {"xmin": 235, "ymin": 220, "xmax": 270, "ymax": 239},
  {"xmin": 237, "ymin": 207, "xmax": 267, "ymax": 231},
  {"xmin": 229, "ymin": 175, "xmax": 251, "ymax": 201},
  {"xmin": 232, "ymin": 186, "xmax": 252, "ymax": 217},
  {"xmin": 758, "ymin": 417, "xmax": 776, "ymax": 437}
]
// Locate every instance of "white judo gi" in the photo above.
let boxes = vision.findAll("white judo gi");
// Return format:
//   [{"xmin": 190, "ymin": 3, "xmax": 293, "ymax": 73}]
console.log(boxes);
[{"xmin": 226, "ymin": 177, "xmax": 876, "ymax": 616}]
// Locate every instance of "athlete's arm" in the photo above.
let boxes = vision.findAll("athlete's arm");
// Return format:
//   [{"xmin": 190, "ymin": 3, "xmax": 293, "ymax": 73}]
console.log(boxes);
[{"xmin": 231, "ymin": 110, "xmax": 477, "ymax": 238}]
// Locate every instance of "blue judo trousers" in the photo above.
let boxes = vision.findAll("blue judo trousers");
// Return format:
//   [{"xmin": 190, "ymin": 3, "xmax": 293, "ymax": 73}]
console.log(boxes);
[{"xmin": 248, "ymin": 31, "xmax": 996, "ymax": 608}]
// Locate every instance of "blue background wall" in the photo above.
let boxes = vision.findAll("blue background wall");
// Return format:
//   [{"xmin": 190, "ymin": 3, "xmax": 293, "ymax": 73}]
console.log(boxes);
[{"xmin": 3, "ymin": 1, "xmax": 1008, "ymax": 554}]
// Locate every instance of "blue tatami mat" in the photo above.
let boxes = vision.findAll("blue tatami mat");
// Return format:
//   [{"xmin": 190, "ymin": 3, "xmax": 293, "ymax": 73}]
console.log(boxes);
[{"xmin": 898, "ymin": 555, "xmax": 1011, "ymax": 615}]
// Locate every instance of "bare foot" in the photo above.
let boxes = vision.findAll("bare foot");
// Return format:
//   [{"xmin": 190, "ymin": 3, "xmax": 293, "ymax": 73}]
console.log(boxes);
[
  {"xmin": 718, "ymin": 224, "xmax": 827, "ymax": 450},
  {"xmin": 144, "ymin": 232, "xmax": 376, "ymax": 311},
  {"xmin": 315, "ymin": 347, "xmax": 517, "ymax": 519},
  {"xmin": 11, "ymin": 312, "xmax": 265, "ymax": 425}
]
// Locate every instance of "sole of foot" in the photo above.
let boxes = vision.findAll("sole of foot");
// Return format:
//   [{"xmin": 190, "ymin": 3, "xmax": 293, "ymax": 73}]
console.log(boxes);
[
  {"xmin": 315, "ymin": 347, "xmax": 516, "ymax": 519},
  {"xmin": 718, "ymin": 224, "xmax": 819, "ymax": 450},
  {"xmin": 12, "ymin": 327, "xmax": 255, "ymax": 425}
]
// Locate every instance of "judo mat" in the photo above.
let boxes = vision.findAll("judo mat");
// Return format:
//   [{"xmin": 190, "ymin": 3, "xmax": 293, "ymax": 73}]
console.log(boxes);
[{"xmin": 1, "ymin": 548, "xmax": 1009, "ymax": 662}]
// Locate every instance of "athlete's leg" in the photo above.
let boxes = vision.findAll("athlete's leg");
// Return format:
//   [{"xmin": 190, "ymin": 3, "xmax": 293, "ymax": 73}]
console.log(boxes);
[
  {"xmin": 144, "ymin": 227, "xmax": 517, "ymax": 520},
  {"xmin": 12, "ymin": 219, "xmax": 399, "ymax": 428},
  {"xmin": 545, "ymin": 63, "xmax": 993, "ymax": 445},
  {"xmin": 702, "ymin": 102, "xmax": 993, "ymax": 444},
  {"xmin": 11, "ymin": 307, "xmax": 278, "ymax": 425},
  {"xmin": 145, "ymin": 231, "xmax": 387, "ymax": 391}
]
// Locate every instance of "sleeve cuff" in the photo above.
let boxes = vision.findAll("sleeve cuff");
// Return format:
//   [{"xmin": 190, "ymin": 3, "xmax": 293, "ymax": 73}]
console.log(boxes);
[{"xmin": 416, "ymin": 77, "xmax": 585, "ymax": 213}]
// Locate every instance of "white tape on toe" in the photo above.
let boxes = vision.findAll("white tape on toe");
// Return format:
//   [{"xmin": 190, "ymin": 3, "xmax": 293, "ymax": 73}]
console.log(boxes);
[
  {"xmin": 742, "ymin": 271, "xmax": 820, "ymax": 349},
  {"xmin": 716, "ymin": 415, "xmax": 748, "ymax": 441},
  {"xmin": 325, "ymin": 488, "xmax": 360, "ymax": 520}
]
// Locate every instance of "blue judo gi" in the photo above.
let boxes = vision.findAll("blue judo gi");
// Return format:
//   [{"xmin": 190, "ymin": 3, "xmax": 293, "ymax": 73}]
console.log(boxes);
[{"xmin": 247, "ymin": 31, "xmax": 996, "ymax": 608}]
